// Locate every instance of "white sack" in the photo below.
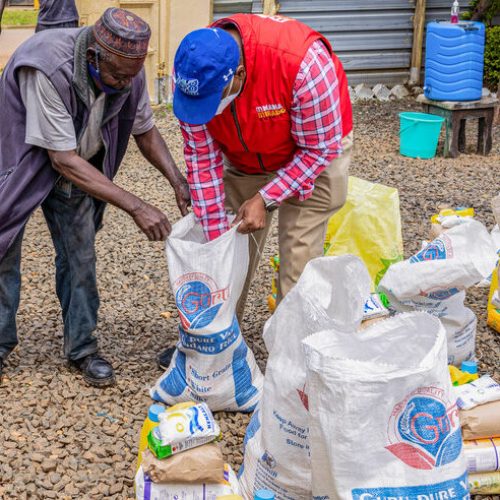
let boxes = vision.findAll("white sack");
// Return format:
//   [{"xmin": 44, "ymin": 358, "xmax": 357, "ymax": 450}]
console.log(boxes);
[
  {"xmin": 150, "ymin": 214, "xmax": 263, "ymax": 412},
  {"xmin": 379, "ymin": 219, "xmax": 498, "ymax": 365},
  {"xmin": 303, "ymin": 312, "xmax": 468, "ymax": 500},
  {"xmin": 239, "ymin": 256, "xmax": 371, "ymax": 499}
]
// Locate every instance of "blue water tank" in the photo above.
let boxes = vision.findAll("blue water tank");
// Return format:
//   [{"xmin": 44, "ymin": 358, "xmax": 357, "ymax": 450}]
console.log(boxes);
[{"xmin": 424, "ymin": 21, "xmax": 485, "ymax": 101}]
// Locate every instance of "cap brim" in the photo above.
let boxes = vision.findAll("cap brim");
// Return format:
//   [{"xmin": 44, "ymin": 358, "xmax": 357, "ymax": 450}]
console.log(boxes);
[{"xmin": 173, "ymin": 86, "xmax": 224, "ymax": 125}]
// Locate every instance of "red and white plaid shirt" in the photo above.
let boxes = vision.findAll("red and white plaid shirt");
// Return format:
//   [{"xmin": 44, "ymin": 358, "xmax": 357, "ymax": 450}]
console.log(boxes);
[{"xmin": 179, "ymin": 40, "xmax": 343, "ymax": 241}]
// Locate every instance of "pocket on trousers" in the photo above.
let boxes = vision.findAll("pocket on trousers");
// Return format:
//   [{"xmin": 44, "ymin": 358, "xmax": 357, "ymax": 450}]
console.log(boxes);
[{"xmin": 54, "ymin": 177, "xmax": 73, "ymax": 198}]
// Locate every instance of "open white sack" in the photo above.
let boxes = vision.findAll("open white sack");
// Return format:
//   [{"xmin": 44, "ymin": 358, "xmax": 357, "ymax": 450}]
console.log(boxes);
[{"xmin": 150, "ymin": 214, "xmax": 263, "ymax": 412}]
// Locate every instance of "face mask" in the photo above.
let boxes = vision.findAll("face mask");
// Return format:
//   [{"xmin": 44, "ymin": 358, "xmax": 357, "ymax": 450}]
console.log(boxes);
[
  {"xmin": 87, "ymin": 62, "xmax": 124, "ymax": 96},
  {"xmin": 87, "ymin": 50, "xmax": 128, "ymax": 96},
  {"xmin": 215, "ymin": 76, "xmax": 240, "ymax": 115}
]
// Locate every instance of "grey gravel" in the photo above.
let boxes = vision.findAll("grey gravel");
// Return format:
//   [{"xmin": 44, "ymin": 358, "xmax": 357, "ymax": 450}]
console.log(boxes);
[{"xmin": 0, "ymin": 100, "xmax": 498, "ymax": 499}]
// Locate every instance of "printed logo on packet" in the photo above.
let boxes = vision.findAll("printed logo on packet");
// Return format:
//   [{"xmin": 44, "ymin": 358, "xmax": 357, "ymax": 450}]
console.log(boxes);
[
  {"xmin": 426, "ymin": 288, "xmax": 460, "ymax": 300},
  {"xmin": 386, "ymin": 386, "xmax": 462, "ymax": 470},
  {"xmin": 410, "ymin": 234, "xmax": 453, "ymax": 264},
  {"xmin": 174, "ymin": 272, "xmax": 229, "ymax": 330}
]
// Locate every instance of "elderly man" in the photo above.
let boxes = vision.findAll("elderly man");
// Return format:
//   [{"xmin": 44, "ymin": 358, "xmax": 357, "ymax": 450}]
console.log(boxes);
[
  {"xmin": 0, "ymin": 8, "xmax": 190, "ymax": 386},
  {"xmin": 157, "ymin": 13, "xmax": 353, "ymax": 369}
]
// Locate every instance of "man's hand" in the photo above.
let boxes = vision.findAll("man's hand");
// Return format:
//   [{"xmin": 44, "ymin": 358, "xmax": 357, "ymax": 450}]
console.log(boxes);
[
  {"xmin": 129, "ymin": 201, "xmax": 172, "ymax": 241},
  {"xmin": 173, "ymin": 177, "xmax": 191, "ymax": 216},
  {"xmin": 233, "ymin": 193, "xmax": 267, "ymax": 234},
  {"xmin": 134, "ymin": 127, "xmax": 191, "ymax": 216},
  {"xmin": 49, "ymin": 150, "xmax": 172, "ymax": 241}
]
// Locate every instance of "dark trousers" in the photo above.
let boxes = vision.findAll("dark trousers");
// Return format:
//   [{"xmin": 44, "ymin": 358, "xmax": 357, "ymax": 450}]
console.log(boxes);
[{"xmin": 0, "ymin": 179, "xmax": 100, "ymax": 362}]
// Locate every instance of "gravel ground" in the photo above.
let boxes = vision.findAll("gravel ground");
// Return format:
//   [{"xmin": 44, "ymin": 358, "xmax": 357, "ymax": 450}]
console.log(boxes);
[{"xmin": 0, "ymin": 99, "xmax": 499, "ymax": 499}]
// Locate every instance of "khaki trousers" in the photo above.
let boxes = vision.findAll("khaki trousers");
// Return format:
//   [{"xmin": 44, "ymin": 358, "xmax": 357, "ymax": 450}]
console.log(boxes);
[{"xmin": 224, "ymin": 132, "xmax": 353, "ymax": 320}]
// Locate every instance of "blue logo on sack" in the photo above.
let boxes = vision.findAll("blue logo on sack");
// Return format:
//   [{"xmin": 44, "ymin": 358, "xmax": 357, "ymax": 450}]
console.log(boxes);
[
  {"xmin": 352, "ymin": 472, "xmax": 470, "ymax": 500},
  {"xmin": 386, "ymin": 387, "xmax": 462, "ymax": 470},
  {"xmin": 427, "ymin": 288, "xmax": 460, "ymax": 300},
  {"xmin": 179, "ymin": 316, "xmax": 240, "ymax": 354},
  {"xmin": 175, "ymin": 272, "xmax": 229, "ymax": 330},
  {"xmin": 410, "ymin": 235, "xmax": 453, "ymax": 264}
]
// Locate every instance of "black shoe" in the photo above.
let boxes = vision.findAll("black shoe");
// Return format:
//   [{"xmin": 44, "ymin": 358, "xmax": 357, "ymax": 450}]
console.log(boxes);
[
  {"xmin": 0, "ymin": 358, "xmax": 3, "ymax": 384},
  {"xmin": 157, "ymin": 346, "xmax": 176, "ymax": 370},
  {"xmin": 70, "ymin": 353, "xmax": 115, "ymax": 387}
]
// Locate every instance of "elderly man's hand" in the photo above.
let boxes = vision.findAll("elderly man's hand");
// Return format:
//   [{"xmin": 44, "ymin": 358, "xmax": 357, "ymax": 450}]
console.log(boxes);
[
  {"xmin": 233, "ymin": 193, "xmax": 267, "ymax": 234},
  {"xmin": 173, "ymin": 178, "xmax": 191, "ymax": 217},
  {"xmin": 130, "ymin": 201, "xmax": 172, "ymax": 241}
]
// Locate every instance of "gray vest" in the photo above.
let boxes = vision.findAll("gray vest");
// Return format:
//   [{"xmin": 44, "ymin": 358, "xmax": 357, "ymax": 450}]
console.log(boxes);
[{"xmin": 0, "ymin": 27, "xmax": 146, "ymax": 260}]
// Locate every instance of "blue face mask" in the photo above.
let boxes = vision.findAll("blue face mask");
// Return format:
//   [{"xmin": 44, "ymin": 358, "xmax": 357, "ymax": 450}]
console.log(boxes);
[{"xmin": 87, "ymin": 58, "xmax": 125, "ymax": 96}]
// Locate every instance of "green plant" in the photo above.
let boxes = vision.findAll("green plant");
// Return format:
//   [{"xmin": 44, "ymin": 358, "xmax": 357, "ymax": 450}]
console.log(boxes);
[
  {"xmin": 463, "ymin": 0, "xmax": 500, "ymax": 26},
  {"xmin": 484, "ymin": 26, "xmax": 500, "ymax": 90}
]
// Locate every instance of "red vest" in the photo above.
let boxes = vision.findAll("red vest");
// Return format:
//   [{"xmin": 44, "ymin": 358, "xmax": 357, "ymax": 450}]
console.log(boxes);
[{"xmin": 208, "ymin": 14, "xmax": 353, "ymax": 174}]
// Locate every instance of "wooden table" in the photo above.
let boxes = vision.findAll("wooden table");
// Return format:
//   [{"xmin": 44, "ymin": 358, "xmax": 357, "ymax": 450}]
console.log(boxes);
[{"xmin": 417, "ymin": 95, "xmax": 498, "ymax": 158}]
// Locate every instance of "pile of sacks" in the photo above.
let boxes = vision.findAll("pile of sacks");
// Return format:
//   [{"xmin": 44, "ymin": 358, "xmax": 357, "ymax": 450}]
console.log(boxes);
[
  {"xmin": 135, "ymin": 402, "xmax": 240, "ymax": 499},
  {"xmin": 240, "ymin": 255, "xmax": 470, "ymax": 499},
  {"xmin": 378, "ymin": 211, "xmax": 498, "ymax": 366},
  {"xmin": 454, "ymin": 374, "xmax": 500, "ymax": 493},
  {"xmin": 239, "ymin": 214, "xmax": 499, "ymax": 498}
]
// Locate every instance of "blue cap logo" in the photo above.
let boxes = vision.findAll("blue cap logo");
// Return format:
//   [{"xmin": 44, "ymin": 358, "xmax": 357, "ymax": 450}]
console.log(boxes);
[
  {"xmin": 173, "ymin": 27, "xmax": 240, "ymax": 125},
  {"xmin": 176, "ymin": 77, "xmax": 199, "ymax": 96}
]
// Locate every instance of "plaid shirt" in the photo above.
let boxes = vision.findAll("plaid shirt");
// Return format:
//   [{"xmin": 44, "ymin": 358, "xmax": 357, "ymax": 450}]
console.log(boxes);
[{"xmin": 179, "ymin": 40, "xmax": 343, "ymax": 241}]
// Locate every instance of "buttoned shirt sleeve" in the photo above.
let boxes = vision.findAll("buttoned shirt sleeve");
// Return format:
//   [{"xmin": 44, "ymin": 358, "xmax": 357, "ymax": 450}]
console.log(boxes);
[
  {"xmin": 179, "ymin": 121, "xmax": 230, "ymax": 241},
  {"xmin": 259, "ymin": 40, "xmax": 343, "ymax": 204}
]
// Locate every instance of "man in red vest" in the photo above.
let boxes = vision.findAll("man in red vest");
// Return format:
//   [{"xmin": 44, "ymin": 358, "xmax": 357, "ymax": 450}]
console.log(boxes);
[{"xmin": 166, "ymin": 14, "xmax": 352, "ymax": 359}]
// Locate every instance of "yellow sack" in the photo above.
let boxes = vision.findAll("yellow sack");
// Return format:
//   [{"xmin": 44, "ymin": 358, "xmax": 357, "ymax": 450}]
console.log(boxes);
[
  {"xmin": 325, "ymin": 176, "xmax": 404, "ymax": 289},
  {"xmin": 487, "ymin": 263, "xmax": 500, "ymax": 333}
]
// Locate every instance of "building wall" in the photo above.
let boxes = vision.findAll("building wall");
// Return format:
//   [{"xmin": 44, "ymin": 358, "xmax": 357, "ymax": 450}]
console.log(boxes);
[
  {"xmin": 213, "ymin": 0, "xmax": 474, "ymax": 86},
  {"xmin": 76, "ymin": 0, "xmax": 212, "ymax": 102}
]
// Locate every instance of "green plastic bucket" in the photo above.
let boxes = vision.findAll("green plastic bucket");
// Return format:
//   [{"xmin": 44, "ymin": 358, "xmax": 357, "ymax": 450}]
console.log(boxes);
[{"xmin": 399, "ymin": 112, "xmax": 445, "ymax": 159}]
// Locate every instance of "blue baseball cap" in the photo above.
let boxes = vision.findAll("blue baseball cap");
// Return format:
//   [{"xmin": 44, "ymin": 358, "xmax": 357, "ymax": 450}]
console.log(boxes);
[{"xmin": 173, "ymin": 28, "xmax": 240, "ymax": 125}]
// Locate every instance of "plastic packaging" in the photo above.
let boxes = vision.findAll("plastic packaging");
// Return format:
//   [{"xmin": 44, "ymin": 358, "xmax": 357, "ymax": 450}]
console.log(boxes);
[
  {"xmin": 267, "ymin": 255, "xmax": 280, "ymax": 312},
  {"xmin": 487, "ymin": 195, "xmax": 500, "ymax": 329},
  {"xmin": 453, "ymin": 375, "xmax": 500, "ymax": 410},
  {"xmin": 363, "ymin": 293, "xmax": 389, "ymax": 320},
  {"xmin": 464, "ymin": 438, "xmax": 500, "ymax": 474},
  {"xmin": 430, "ymin": 207, "xmax": 474, "ymax": 240},
  {"xmin": 468, "ymin": 471, "xmax": 500, "ymax": 494},
  {"xmin": 135, "ymin": 463, "xmax": 239, "ymax": 500},
  {"xmin": 431, "ymin": 207, "xmax": 474, "ymax": 225},
  {"xmin": 137, "ymin": 404, "xmax": 165, "ymax": 469},
  {"xmin": 488, "ymin": 263, "xmax": 500, "ymax": 333},
  {"xmin": 461, "ymin": 360, "xmax": 478, "ymax": 374},
  {"xmin": 448, "ymin": 365, "xmax": 479, "ymax": 386},
  {"xmin": 148, "ymin": 402, "xmax": 221, "ymax": 459},
  {"xmin": 254, "ymin": 490, "xmax": 275, "ymax": 500},
  {"xmin": 324, "ymin": 177, "xmax": 404, "ymax": 289}
]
